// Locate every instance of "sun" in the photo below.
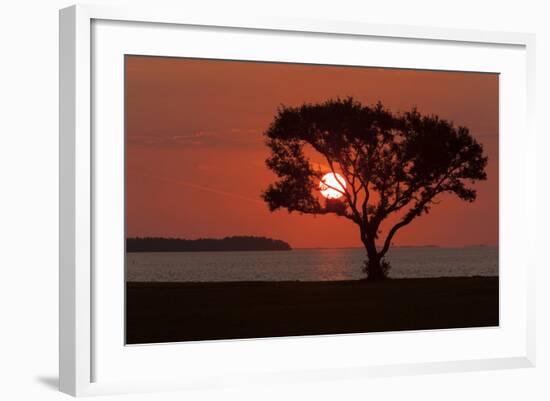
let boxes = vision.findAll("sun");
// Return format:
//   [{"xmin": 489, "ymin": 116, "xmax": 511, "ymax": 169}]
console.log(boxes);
[{"xmin": 319, "ymin": 173, "xmax": 346, "ymax": 199}]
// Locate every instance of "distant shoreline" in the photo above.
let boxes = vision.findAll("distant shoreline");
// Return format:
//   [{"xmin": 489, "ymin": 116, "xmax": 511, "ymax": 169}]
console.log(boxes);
[
  {"xmin": 126, "ymin": 242, "xmax": 497, "ymax": 253},
  {"xmin": 293, "ymin": 245, "xmax": 440, "ymax": 250},
  {"xmin": 294, "ymin": 245, "xmax": 496, "ymax": 250},
  {"xmin": 127, "ymin": 236, "xmax": 292, "ymax": 253}
]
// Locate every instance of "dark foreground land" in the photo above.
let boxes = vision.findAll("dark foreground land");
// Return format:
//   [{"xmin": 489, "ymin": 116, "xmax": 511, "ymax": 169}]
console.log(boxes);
[{"xmin": 126, "ymin": 277, "xmax": 498, "ymax": 344}]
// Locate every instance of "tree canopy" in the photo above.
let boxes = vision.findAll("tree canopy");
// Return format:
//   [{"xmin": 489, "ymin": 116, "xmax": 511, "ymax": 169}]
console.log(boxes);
[{"xmin": 262, "ymin": 98, "xmax": 487, "ymax": 280}]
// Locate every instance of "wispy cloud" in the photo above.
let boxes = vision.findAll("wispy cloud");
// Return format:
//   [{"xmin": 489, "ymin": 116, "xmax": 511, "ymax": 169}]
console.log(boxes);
[
  {"xmin": 140, "ymin": 174, "xmax": 265, "ymax": 206},
  {"xmin": 127, "ymin": 128, "xmax": 264, "ymax": 149}
]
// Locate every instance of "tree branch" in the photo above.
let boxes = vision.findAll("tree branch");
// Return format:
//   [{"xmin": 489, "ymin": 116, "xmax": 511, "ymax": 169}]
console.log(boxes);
[
  {"xmin": 323, "ymin": 156, "xmax": 363, "ymax": 222},
  {"xmin": 378, "ymin": 170, "xmax": 454, "ymax": 258}
]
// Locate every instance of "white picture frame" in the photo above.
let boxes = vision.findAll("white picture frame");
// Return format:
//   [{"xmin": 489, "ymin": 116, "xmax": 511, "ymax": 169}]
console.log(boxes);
[{"xmin": 59, "ymin": 4, "xmax": 536, "ymax": 397}]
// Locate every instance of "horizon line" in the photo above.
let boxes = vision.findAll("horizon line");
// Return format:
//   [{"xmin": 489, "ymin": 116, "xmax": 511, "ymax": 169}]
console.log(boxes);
[{"xmin": 126, "ymin": 236, "xmax": 498, "ymax": 250}]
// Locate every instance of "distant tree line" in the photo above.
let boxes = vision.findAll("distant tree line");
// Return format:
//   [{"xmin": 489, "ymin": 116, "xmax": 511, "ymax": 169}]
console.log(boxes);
[{"xmin": 127, "ymin": 236, "xmax": 292, "ymax": 252}]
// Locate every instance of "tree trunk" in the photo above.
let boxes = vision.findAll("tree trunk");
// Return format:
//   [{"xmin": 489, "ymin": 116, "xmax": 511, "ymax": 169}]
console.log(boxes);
[
  {"xmin": 365, "ymin": 255, "xmax": 386, "ymax": 281},
  {"xmin": 362, "ymin": 231, "xmax": 387, "ymax": 281}
]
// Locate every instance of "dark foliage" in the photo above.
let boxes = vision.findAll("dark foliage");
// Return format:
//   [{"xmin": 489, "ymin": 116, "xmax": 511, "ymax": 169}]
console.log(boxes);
[
  {"xmin": 127, "ymin": 236, "xmax": 292, "ymax": 252},
  {"xmin": 262, "ymin": 98, "xmax": 488, "ymax": 280}
]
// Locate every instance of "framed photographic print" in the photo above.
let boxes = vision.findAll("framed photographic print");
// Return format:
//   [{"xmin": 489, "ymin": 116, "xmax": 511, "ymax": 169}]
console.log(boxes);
[{"xmin": 59, "ymin": 4, "xmax": 536, "ymax": 397}]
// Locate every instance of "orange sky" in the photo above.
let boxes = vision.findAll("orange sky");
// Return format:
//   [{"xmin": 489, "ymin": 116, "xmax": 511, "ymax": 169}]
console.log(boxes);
[{"xmin": 125, "ymin": 56, "xmax": 498, "ymax": 248}]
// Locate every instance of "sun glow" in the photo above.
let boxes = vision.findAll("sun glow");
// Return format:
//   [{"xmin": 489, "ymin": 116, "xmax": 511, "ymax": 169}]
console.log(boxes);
[{"xmin": 319, "ymin": 173, "xmax": 346, "ymax": 199}]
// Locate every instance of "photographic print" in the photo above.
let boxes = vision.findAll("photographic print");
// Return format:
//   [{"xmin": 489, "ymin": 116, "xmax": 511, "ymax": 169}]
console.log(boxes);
[{"xmin": 125, "ymin": 56, "xmax": 498, "ymax": 344}]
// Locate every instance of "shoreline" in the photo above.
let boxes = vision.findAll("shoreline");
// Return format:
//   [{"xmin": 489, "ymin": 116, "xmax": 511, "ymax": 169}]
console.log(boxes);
[
  {"xmin": 126, "ymin": 277, "xmax": 499, "ymax": 344},
  {"xmin": 127, "ymin": 244, "xmax": 498, "ymax": 252},
  {"xmin": 127, "ymin": 275, "xmax": 498, "ymax": 285}
]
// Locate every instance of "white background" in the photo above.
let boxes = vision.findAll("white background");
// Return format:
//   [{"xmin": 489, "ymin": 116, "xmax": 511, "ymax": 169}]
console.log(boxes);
[
  {"xmin": 0, "ymin": 0, "xmax": 547, "ymax": 400},
  {"xmin": 93, "ymin": 19, "xmax": 528, "ymax": 387}
]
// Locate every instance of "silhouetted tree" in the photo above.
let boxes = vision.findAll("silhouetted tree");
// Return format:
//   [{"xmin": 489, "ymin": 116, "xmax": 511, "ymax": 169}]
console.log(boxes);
[{"xmin": 262, "ymin": 98, "xmax": 487, "ymax": 280}]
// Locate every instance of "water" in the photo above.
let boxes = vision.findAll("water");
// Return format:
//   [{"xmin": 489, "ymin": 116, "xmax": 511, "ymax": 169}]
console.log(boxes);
[{"xmin": 126, "ymin": 246, "xmax": 498, "ymax": 282}]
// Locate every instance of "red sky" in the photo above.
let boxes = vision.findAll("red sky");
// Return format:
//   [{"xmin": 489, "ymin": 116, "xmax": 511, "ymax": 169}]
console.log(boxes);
[{"xmin": 125, "ymin": 56, "xmax": 498, "ymax": 248}]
